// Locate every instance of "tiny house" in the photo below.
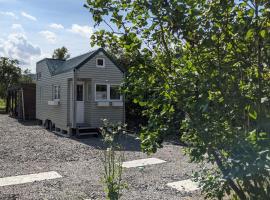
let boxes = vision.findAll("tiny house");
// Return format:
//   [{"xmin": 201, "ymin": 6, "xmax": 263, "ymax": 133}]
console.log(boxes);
[{"xmin": 36, "ymin": 48, "xmax": 125, "ymax": 136}]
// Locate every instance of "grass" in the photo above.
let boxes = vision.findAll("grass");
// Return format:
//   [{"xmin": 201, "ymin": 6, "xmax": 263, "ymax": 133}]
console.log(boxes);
[
  {"xmin": 0, "ymin": 99, "xmax": 5, "ymax": 109},
  {"xmin": 0, "ymin": 99, "xmax": 6, "ymax": 113}
]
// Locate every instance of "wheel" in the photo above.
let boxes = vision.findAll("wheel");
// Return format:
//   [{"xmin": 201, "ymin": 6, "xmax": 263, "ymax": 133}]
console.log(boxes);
[
  {"xmin": 48, "ymin": 121, "xmax": 53, "ymax": 131},
  {"xmin": 44, "ymin": 119, "xmax": 49, "ymax": 129}
]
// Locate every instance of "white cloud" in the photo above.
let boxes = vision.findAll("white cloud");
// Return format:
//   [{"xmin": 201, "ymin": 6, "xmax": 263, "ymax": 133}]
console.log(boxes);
[
  {"xmin": 0, "ymin": 11, "xmax": 17, "ymax": 19},
  {"xmin": 39, "ymin": 30, "xmax": 57, "ymax": 43},
  {"xmin": 68, "ymin": 24, "xmax": 93, "ymax": 38},
  {"xmin": 11, "ymin": 24, "xmax": 24, "ymax": 32},
  {"xmin": 0, "ymin": 33, "xmax": 41, "ymax": 69},
  {"xmin": 49, "ymin": 23, "xmax": 64, "ymax": 29},
  {"xmin": 21, "ymin": 11, "xmax": 37, "ymax": 21}
]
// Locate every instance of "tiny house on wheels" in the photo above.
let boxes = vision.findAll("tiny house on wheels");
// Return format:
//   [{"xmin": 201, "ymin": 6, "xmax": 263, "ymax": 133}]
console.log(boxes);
[{"xmin": 36, "ymin": 48, "xmax": 125, "ymax": 136}]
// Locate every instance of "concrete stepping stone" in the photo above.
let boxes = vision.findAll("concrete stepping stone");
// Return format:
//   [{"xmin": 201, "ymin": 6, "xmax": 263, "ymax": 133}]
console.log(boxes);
[
  {"xmin": 167, "ymin": 179, "xmax": 200, "ymax": 192},
  {"xmin": 0, "ymin": 171, "xmax": 62, "ymax": 187},
  {"xmin": 122, "ymin": 158, "xmax": 166, "ymax": 168}
]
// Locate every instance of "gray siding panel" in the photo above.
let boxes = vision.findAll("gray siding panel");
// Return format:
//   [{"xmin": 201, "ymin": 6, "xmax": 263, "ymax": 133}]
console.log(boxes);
[{"xmin": 36, "ymin": 60, "xmax": 73, "ymax": 130}]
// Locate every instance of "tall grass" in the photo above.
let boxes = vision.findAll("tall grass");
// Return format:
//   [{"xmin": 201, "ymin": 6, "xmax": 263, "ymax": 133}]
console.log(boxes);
[{"xmin": 101, "ymin": 119, "xmax": 127, "ymax": 200}]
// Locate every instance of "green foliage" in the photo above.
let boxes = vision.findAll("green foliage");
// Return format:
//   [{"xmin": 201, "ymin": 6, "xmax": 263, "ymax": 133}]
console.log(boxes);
[
  {"xmin": 100, "ymin": 119, "xmax": 127, "ymax": 200},
  {"xmin": 0, "ymin": 99, "xmax": 5, "ymax": 109},
  {"xmin": 86, "ymin": 0, "xmax": 270, "ymax": 199},
  {"xmin": 52, "ymin": 46, "xmax": 70, "ymax": 60},
  {"xmin": 20, "ymin": 69, "xmax": 34, "ymax": 84},
  {"xmin": 105, "ymin": 49, "xmax": 148, "ymax": 132},
  {"xmin": 0, "ymin": 57, "xmax": 21, "ymax": 99}
]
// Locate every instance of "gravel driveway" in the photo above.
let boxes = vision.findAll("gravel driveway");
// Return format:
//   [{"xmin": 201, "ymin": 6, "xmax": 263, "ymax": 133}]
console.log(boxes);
[{"xmin": 0, "ymin": 114, "xmax": 203, "ymax": 200}]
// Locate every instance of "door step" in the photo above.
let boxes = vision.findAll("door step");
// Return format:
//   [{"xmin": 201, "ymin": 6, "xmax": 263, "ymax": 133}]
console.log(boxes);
[
  {"xmin": 75, "ymin": 127, "xmax": 100, "ymax": 137},
  {"xmin": 76, "ymin": 132, "xmax": 99, "ymax": 137},
  {"xmin": 53, "ymin": 130, "xmax": 70, "ymax": 138}
]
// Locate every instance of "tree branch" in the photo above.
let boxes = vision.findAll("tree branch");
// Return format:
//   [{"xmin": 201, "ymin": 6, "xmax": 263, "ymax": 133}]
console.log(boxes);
[{"xmin": 209, "ymin": 148, "xmax": 247, "ymax": 200}]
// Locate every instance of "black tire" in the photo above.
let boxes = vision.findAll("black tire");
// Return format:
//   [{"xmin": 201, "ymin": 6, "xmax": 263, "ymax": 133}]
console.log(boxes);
[
  {"xmin": 48, "ymin": 121, "xmax": 53, "ymax": 131},
  {"xmin": 44, "ymin": 119, "xmax": 49, "ymax": 129}
]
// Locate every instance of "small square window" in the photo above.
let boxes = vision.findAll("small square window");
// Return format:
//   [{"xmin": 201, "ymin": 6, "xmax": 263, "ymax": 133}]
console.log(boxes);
[{"xmin": 96, "ymin": 58, "xmax": 105, "ymax": 67}]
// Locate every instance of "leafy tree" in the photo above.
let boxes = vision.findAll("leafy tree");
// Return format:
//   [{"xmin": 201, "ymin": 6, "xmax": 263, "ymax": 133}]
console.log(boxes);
[
  {"xmin": 52, "ymin": 46, "xmax": 70, "ymax": 60},
  {"xmin": 0, "ymin": 57, "xmax": 21, "ymax": 99},
  {"xmin": 20, "ymin": 69, "xmax": 34, "ymax": 83},
  {"xmin": 107, "ymin": 49, "xmax": 149, "ymax": 132},
  {"xmin": 85, "ymin": 0, "xmax": 270, "ymax": 199}
]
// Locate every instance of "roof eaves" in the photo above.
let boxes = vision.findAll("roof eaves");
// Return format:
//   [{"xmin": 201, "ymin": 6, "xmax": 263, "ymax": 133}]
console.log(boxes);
[
  {"xmin": 40, "ymin": 48, "xmax": 126, "ymax": 76},
  {"xmin": 101, "ymin": 49, "xmax": 126, "ymax": 73},
  {"xmin": 75, "ymin": 48, "xmax": 125, "ymax": 73}
]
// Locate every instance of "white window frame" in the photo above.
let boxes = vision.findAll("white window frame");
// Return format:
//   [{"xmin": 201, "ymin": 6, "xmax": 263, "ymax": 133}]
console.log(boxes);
[
  {"xmin": 86, "ymin": 82, "xmax": 91, "ymax": 101},
  {"xmin": 96, "ymin": 58, "xmax": 105, "ymax": 68},
  {"xmin": 95, "ymin": 83, "xmax": 108, "ymax": 101},
  {"xmin": 53, "ymin": 85, "xmax": 60, "ymax": 100},
  {"xmin": 95, "ymin": 83, "xmax": 122, "ymax": 102},
  {"xmin": 109, "ymin": 84, "xmax": 122, "ymax": 101},
  {"xmin": 76, "ymin": 81, "xmax": 84, "ymax": 102},
  {"xmin": 37, "ymin": 72, "xmax": 41, "ymax": 81}
]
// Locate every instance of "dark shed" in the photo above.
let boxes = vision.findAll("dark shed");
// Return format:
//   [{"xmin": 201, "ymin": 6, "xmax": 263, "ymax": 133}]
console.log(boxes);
[{"xmin": 7, "ymin": 83, "xmax": 36, "ymax": 120}]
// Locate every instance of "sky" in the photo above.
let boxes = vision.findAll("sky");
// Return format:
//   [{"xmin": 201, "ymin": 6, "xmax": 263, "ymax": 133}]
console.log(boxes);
[{"xmin": 0, "ymin": 0, "xmax": 104, "ymax": 73}]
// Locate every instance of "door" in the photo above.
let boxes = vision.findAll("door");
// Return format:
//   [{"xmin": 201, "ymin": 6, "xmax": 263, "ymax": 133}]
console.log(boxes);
[{"xmin": 76, "ymin": 82, "xmax": 84, "ymax": 124}]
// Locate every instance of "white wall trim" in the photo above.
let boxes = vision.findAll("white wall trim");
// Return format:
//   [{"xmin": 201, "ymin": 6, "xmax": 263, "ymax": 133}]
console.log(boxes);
[
  {"xmin": 76, "ymin": 81, "xmax": 85, "ymax": 101},
  {"xmin": 110, "ymin": 84, "xmax": 123, "ymax": 101},
  {"xmin": 96, "ymin": 58, "xmax": 105, "ymax": 68}
]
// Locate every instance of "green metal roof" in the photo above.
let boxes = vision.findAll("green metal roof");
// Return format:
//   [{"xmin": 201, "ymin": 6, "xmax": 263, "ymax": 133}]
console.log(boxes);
[{"xmin": 40, "ymin": 48, "xmax": 125, "ymax": 76}]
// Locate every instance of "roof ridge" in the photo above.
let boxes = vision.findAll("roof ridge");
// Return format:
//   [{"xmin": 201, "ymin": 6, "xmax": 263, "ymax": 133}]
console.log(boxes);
[
  {"xmin": 47, "ymin": 58, "xmax": 65, "ymax": 61},
  {"xmin": 66, "ymin": 49, "xmax": 96, "ymax": 61}
]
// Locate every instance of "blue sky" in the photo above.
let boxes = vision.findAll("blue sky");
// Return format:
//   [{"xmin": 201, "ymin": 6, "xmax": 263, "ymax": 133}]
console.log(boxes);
[{"xmin": 0, "ymin": 0, "xmax": 103, "ymax": 72}]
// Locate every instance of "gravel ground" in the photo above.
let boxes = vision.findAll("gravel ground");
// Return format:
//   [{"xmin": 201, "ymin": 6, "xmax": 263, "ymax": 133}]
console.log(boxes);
[{"xmin": 0, "ymin": 114, "xmax": 204, "ymax": 200}]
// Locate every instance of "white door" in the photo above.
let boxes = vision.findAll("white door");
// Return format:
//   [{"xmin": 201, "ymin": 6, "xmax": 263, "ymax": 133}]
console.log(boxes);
[{"xmin": 76, "ymin": 82, "xmax": 84, "ymax": 124}]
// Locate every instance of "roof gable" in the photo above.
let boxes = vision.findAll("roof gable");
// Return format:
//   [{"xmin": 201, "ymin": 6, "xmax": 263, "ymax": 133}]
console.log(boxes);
[{"xmin": 39, "ymin": 48, "xmax": 125, "ymax": 76}]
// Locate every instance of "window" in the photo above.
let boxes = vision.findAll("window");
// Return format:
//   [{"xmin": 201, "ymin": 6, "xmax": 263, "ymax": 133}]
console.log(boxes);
[
  {"xmin": 95, "ymin": 84, "xmax": 122, "ymax": 101},
  {"xmin": 77, "ymin": 84, "xmax": 83, "ymax": 101},
  {"xmin": 96, "ymin": 84, "xmax": 107, "ymax": 100},
  {"xmin": 36, "ymin": 72, "xmax": 41, "ymax": 80},
  {"xmin": 110, "ymin": 85, "xmax": 121, "ymax": 100},
  {"xmin": 96, "ymin": 58, "xmax": 105, "ymax": 67},
  {"xmin": 53, "ymin": 85, "xmax": 60, "ymax": 100}
]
